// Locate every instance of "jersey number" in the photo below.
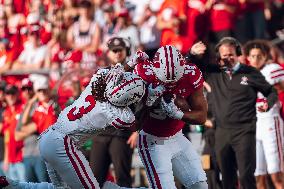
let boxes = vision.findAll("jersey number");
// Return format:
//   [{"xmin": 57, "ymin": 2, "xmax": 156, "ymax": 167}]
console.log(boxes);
[
  {"xmin": 67, "ymin": 95, "xmax": 96, "ymax": 121},
  {"xmin": 184, "ymin": 65, "xmax": 196, "ymax": 75}
]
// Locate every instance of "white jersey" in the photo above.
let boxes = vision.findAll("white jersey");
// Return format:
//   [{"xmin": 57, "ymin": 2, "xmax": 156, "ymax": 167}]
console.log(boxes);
[
  {"xmin": 53, "ymin": 73, "xmax": 135, "ymax": 147},
  {"xmin": 257, "ymin": 63, "xmax": 284, "ymax": 118}
]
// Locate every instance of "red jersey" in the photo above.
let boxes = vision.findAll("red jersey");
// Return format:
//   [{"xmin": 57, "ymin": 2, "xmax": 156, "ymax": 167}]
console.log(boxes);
[
  {"xmin": 158, "ymin": 0, "xmax": 188, "ymax": 53},
  {"xmin": 2, "ymin": 102, "xmax": 24, "ymax": 163},
  {"xmin": 31, "ymin": 101, "xmax": 58, "ymax": 134},
  {"xmin": 135, "ymin": 61, "xmax": 204, "ymax": 137},
  {"xmin": 185, "ymin": 0, "xmax": 209, "ymax": 50},
  {"xmin": 209, "ymin": 0, "xmax": 240, "ymax": 32}
]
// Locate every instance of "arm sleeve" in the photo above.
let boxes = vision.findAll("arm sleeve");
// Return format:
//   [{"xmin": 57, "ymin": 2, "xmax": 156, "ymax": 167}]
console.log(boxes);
[
  {"xmin": 251, "ymin": 69, "xmax": 278, "ymax": 110},
  {"xmin": 108, "ymin": 106, "xmax": 136, "ymax": 130}
]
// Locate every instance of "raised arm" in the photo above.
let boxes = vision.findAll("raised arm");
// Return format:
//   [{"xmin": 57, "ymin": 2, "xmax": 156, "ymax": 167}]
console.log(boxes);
[
  {"xmin": 185, "ymin": 41, "xmax": 219, "ymax": 75},
  {"xmin": 15, "ymin": 122, "xmax": 37, "ymax": 141},
  {"xmin": 21, "ymin": 95, "xmax": 38, "ymax": 125}
]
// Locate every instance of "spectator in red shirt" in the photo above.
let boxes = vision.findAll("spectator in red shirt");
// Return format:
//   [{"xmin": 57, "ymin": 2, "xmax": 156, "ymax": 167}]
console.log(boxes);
[
  {"xmin": 0, "ymin": 13, "xmax": 19, "ymax": 74},
  {"xmin": 12, "ymin": 22, "xmax": 48, "ymax": 71},
  {"xmin": 22, "ymin": 12, "xmax": 52, "ymax": 45},
  {"xmin": 209, "ymin": 0, "xmax": 240, "ymax": 43},
  {"xmin": 2, "ymin": 85, "xmax": 25, "ymax": 182},
  {"xmin": 3, "ymin": 0, "xmax": 25, "ymax": 55},
  {"xmin": 185, "ymin": 0, "xmax": 211, "ymax": 50},
  {"xmin": 156, "ymin": 0, "xmax": 188, "ymax": 53},
  {"xmin": 15, "ymin": 74, "xmax": 60, "ymax": 140},
  {"xmin": 15, "ymin": 78, "xmax": 50, "ymax": 183}
]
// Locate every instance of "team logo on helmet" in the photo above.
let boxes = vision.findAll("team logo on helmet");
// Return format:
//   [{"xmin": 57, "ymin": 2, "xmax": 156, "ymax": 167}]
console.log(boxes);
[
  {"xmin": 152, "ymin": 45, "xmax": 185, "ymax": 85},
  {"xmin": 105, "ymin": 72, "xmax": 145, "ymax": 107}
]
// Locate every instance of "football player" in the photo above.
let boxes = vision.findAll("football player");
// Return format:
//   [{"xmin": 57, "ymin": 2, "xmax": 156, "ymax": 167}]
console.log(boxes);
[
  {"xmin": 134, "ymin": 45, "xmax": 208, "ymax": 189},
  {"xmin": 0, "ymin": 67, "xmax": 146, "ymax": 189},
  {"xmin": 244, "ymin": 40, "xmax": 284, "ymax": 189}
]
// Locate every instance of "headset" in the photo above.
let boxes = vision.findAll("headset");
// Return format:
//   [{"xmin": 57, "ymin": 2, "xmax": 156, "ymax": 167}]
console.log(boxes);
[{"xmin": 215, "ymin": 37, "xmax": 242, "ymax": 61}]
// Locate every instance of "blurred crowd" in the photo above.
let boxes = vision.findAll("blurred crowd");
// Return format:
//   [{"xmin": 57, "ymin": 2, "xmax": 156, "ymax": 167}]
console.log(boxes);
[{"xmin": 0, "ymin": 0, "xmax": 283, "ymax": 188}]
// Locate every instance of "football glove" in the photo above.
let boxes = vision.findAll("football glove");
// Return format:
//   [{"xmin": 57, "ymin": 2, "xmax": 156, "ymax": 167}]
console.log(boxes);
[
  {"xmin": 161, "ymin": 96, "xmax": 184, "ymax": 120},
  {"xmin": 146, "ymin": 83, "xmax": 165, "ymax": 106},
  {"xmin": 127, "ymin": 50, "xmax": 149, "ymax": 68}
]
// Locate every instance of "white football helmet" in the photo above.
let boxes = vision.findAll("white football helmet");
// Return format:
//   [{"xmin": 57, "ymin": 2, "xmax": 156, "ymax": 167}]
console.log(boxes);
[
  {"xmin": 152, "ymin": 45, "xmax": 186, "ymax": 85},
  {"xmin": 105, "ymin": 72, "xmax": 146, "ymax": 107}
]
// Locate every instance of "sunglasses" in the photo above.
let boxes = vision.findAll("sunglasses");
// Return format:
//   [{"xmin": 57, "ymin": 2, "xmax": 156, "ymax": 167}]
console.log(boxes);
[
  {"xmin": 37, "ymin": 89, "xmax": 48, "ymax": 93},
  {"xmin": 21, "ymin": 87, "xmax": 33, "ymax": 91},
  {"xmin": 112, "ymin": 49, "xmax": 123, "ymax": 53},
  {"xmin": 5, "ymin": 91, "xmax": 17, "ymax": 95}
]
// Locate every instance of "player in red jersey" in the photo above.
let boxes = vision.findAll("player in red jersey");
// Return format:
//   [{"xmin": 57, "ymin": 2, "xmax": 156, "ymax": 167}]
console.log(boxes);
[{"xmin": 134, "ymin": 45, "xmax": 208, "ymax": 189}]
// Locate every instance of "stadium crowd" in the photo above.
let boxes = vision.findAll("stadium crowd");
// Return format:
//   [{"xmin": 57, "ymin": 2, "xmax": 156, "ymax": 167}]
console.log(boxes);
[{"xmin": 0, "ymin": 0, "xmax": 283, "ymax": 188}]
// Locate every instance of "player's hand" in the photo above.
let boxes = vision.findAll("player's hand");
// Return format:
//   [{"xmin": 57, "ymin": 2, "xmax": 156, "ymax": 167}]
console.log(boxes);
[
  {"xmin": 96, "ymin": 68, "xmax": 109, "ymax": 77},
  {"xmin": 190, "ymin": 41, "xmax": 206, "ymax": 56},
  {"xmin": 105, "ymin": 63, "xmax": 124, "ymax": 85},
  {"xmin": 127, "ymin": 132, "xmax": 138, "ymax": 149},
  {"xmin": 146, "ymin": 84, "xmax": 166, "ymax": 106},
  {"xmin": 161, "ymin": 96, "xmax": 184, "ymax": 120},
  {"xmin": 204, "ymin": 119, "xmax": 214, "ymax": 128},
  {"xmin": 257, "ymin": 102, "xmax": 269, "ymax": 112},
  {"xmin": 127, "ymin": 51, "xmax": 149, "ymax": 68},
  {"xmin": 28, "ymin": 94, "xmax": 38, "ymax": 105}
]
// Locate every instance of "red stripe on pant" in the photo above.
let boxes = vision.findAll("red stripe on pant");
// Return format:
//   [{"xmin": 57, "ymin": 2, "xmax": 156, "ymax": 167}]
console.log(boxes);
[
  {"xmin": 142, "ymin": 135, "xmax": 162, "ymax": 189},
  {"xmin": 138, "ymin": 134, "xmax": 156, "ymax": 189},
  {"xmin": 70, "ymin": 138, "xmax": 97, "ymax": 189},
  {"xmin": 276, "ymin": 117, "xmax": 284, "ymax": 171},
  {"xmin": 64, "ymin": 136, "xmax": 89, "ymax": 189},
  {"xmin": 274, "ymin": 117, "xmax": 282, "ymax": 171},
  {"xmin": 275, "ymin": 117, "xmax": 283, "ymax": 171}
]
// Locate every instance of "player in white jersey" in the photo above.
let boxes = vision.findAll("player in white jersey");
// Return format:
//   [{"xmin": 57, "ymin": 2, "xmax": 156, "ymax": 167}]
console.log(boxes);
[
  {"xmin": 0, "ymin": 66, "xmax": 146, "ymax": 189},
  {"xmin": 0, "ymin": 50, "xmax": 162, "ymax": 189},
  {"xmin": 244, "ymin": 40, "xmax": 284, "ymax": 189},
  {"xmin": 40, "ymin": 68, "xmax": 147, "ymax": 189}
]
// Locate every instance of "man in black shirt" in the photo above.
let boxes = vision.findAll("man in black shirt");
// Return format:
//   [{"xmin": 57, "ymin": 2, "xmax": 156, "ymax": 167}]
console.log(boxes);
[{"xmin": 187, "ymin": 37, "xmax": 278, "ymax": 189}]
